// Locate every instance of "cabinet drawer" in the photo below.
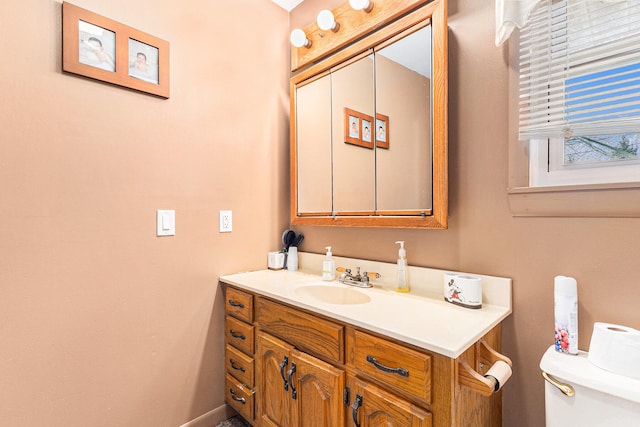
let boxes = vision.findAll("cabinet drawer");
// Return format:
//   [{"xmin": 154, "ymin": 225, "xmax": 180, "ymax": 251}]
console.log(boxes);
[
  {"xmin": 226, "ymin": 287, "xmax": 253, "ymax": 323},
  {"xmin": 255, "ymin": 297, "xmax": 344, "ymax": 363},
  {"xmin": 226, "ymin": 344, "xmax": 254, "ymax": 386},
  {"xmin": 226, "ymin": 315, "xmax": 255, "ymax": 356},
  {"xmin": 226, "ymin": 373, "xmax": 255, "ymax": 421},
  {"xmin": 353, "ymin": 330, "xmax": 431, "ymax": 404}
]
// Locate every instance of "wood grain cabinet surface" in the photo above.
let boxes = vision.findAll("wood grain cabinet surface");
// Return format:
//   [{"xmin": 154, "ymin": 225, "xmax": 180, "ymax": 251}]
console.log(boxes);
[
  {"xmin": 222, "ymin": 284, "xmax": 504, "ymax": 427},
  {"xmin": 225, "ymin": 288, "xmax": 257, "ymax": 423}
]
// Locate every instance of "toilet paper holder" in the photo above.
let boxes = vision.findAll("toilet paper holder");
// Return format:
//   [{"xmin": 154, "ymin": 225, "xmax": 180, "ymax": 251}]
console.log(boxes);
[{"xmin": 457, "ymin": 339, "xmax": 513, "ymax": 396}]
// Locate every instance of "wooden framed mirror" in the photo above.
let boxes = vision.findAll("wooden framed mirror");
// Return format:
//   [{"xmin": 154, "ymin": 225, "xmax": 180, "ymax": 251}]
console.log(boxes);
[{"xmin": 290, "ymin": 0, "xmax": 447, "ymax": 228}]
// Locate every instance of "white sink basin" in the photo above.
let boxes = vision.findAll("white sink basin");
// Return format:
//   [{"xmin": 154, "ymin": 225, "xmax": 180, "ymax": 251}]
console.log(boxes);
[{"xmin": 294, "ymin": 284, "xmax": 371, "ymax": 305}]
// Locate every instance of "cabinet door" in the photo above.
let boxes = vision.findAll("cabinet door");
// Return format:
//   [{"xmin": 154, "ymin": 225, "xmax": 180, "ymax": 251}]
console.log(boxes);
[
  {"xmin": 349, "ymin": 378, "xmax": 431, "ymax": 427},
  {"xmin": 290, "ymin": 350, "xmax": 345, "ymax": 427},
  {"xmin": 256, "ymin": 331, "xmax": 294, "ymax": 427}
]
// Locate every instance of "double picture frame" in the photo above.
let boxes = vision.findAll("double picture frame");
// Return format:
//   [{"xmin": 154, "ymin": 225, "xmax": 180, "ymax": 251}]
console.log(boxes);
[
  {"xmin": 344, "ymin": 108, "xmax": 389, "ymax": 149},
  {"xmin": 62, "ymin": 2, "xmax": 170, "ymax": 98}
]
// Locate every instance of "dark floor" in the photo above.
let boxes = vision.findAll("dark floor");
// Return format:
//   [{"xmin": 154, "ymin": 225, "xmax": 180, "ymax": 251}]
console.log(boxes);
[{"xmin": 216, "ymin": 415, "xmax": 250, "ymax": 427}]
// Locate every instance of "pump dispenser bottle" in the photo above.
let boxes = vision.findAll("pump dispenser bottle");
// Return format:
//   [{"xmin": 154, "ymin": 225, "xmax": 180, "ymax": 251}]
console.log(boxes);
[
  {"xmin": 322, "ymin": 246, "xmax": 335, "ymax": 281},
  {"xmin": 395, "ymin": 241, "xmax": 410, "ymax": 292}
]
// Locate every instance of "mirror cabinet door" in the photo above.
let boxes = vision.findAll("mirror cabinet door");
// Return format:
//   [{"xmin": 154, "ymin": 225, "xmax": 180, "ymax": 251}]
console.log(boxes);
[
  {"xmin": 290, "ymin": 0, "xmax": 447, "ymax": 228},
  {"xmin": 375, "ymin": 25, "xmax": 432, "ymax": 213},
  {"xmin": 296, "ymin": 74, "xmax": 332, "ymax": 215},
  {"xmin": 331, "ymin": 54, "xmax": 375, "ymax": 214}
]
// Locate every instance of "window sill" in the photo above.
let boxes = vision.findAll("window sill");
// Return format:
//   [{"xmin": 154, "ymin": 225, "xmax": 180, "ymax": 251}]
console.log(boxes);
[{"xmin": 508, "ymin": 182, "xmax": 640, "ymax": 217}]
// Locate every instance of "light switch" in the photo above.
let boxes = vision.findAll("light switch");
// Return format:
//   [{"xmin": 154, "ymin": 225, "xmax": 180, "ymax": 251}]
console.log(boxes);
[{"xmin": 157, "ymin": 210, "xmax": 175, "ymax": 236}]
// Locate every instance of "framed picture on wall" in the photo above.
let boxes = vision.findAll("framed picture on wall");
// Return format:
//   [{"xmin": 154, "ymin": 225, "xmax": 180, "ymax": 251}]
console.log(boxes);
[
  {"xmin": 62, "ymin": 2, "xmax": 170, "ymax": 98},
  {"xmin": 128, "ymin": 38, "xmax": 160, "ymax": 85},
  {"xmin": 78, "ymin": 21, "xmax": 116, "ymax": 73},
  {"xmin": 344, "ymin": 107, "xmax": 374, "ymax": 149},
  {"xmin": 375, "ymin": 113, "xmax": 389, "ymax": 149}
]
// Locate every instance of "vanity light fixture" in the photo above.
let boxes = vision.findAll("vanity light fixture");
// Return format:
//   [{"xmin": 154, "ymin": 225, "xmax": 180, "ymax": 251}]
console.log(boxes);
[
  {"xmin": 290, "ymin": 28, "xmax": 311, "ymax": 48},
  {"xmin": 349, "ymin": 0, "xmax": 374, "ymax": 13},
  {"xmin": 317, "ymin": 9, "xmax": 340, "ymax": 32}
]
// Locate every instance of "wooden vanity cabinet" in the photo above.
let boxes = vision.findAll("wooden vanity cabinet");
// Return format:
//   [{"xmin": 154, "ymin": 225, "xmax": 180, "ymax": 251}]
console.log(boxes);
[
  {"xmin": 256, "ymin": 331, "xmax": 345, "ymax": 427},
  {"xmin": 348, "ymin": 376, "xmax": 432, "ymax": 427},
  {"xmin": 223, "ymin": 284, "xmax": 504, "ymax": 427},
  {"xmin": 224, "ymin": 287, "xmax": 257, "ymax": 423}
]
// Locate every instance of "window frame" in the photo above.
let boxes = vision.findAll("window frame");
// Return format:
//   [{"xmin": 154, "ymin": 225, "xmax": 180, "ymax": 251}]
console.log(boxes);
[
  {"xmin": 507, "ymin": 33, "xmax": 640, "ymax": 218},
  {"xmin": 530, "ymin": 137, "xmax": 640, "ymax": 188}
]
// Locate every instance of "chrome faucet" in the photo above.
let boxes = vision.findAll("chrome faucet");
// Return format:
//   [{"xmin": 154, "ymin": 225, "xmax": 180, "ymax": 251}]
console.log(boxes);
[{"xmin": 337, "ymin": 267, "xmax": 381, "ymax": 288}]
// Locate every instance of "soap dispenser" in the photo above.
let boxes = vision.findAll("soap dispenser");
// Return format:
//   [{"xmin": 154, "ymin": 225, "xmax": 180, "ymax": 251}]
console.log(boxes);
[
  {"xmin": 395, "ymin": 241, "xmax": 410, "ymax": 292},
  {"xmin": 322, "ymin": 246, "xmax": 335, "ymax": 281}
]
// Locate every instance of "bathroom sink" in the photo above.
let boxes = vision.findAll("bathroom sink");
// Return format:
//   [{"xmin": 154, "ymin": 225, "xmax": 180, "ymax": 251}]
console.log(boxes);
[{"xmin": 294, "ymin": 285, "xmax": 371, "ymax": 305}]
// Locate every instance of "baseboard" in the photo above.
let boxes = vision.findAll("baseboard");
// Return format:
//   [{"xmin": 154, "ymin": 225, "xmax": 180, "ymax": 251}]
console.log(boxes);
[{"xmin": 179, "ymin": 404, "xmax": 236, "ymax": 427}]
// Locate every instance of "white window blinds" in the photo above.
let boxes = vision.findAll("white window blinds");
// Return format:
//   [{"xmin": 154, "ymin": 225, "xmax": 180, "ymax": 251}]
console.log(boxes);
[{"xmin": 519, "ymin": 0, "xmax": 640, "ymax": 140}]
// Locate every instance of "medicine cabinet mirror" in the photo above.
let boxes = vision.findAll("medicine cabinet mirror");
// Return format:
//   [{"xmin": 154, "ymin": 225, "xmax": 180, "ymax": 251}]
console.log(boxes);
[{"xmin": 290, "ymin": 0, "xmax": 448, "ymax": 228}]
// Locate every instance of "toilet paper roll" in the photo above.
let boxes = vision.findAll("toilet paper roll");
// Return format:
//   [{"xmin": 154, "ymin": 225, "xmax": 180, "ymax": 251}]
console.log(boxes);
[
  {"xmin": 483, "ymin": 360, "xmax": 513, "ymax": 392},
  {"xmin": 588, "ymin": 322, "xmax": 640, "ymax": 380}
]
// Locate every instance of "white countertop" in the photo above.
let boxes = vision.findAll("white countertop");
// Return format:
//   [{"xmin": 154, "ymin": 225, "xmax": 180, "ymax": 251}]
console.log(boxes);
[{"xmin": 220, "ymin": 256, "xmax": 512, "ymax": 359}]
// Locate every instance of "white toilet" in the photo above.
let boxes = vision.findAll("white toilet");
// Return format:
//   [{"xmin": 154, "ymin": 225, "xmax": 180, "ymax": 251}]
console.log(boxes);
[{"xmin": 540, "ymin": 345, "xmax": 640, "ymax": 426}]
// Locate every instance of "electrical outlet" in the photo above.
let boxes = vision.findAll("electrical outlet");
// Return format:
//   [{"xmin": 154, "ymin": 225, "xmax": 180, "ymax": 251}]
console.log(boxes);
[{"xmin": 219, "ymin": 210, "xmax": 232, "ymax": 233}]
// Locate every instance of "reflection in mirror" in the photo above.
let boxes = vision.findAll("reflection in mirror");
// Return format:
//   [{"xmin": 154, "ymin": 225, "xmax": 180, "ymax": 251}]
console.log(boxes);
[
  {"xmin": 375, "ymin": 25, "xmax": 432, "ymax": 212},
  {"xmin": 296, "ymin": 74, "xmax": 332, "ymax": 214},
  {"xmin": 332, "ymin": 54, "xmax": 375, "ymax": 214},
  {"xmin": 290, "ymin": 0, "xmax": 447, "ymax": 228}
]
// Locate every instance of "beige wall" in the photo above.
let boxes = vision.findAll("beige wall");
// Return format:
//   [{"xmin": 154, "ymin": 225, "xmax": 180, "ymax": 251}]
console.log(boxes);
[
  {"xmin": 3, "ymin": 1, "xmax": 640, "ymax": 426},
  {"xmin": 0, "ymin": 0, "xmax": 289, "ymax": 426},
  {"xmin": 291, "ymin": 1, "xmax": 640, "ymax": 427}
]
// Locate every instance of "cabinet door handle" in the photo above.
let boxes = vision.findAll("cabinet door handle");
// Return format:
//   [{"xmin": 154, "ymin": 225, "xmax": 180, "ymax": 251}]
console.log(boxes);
[
  {"xmin": 229, "ymin": 329, "xmax": 246, "ymax": 340},
  {"xmin": 366, "ymin": 355, "xmax": 409, "ymax": 377},
  {"xmin": 228, "ymin": 299, "xmax": 245, "ymax": 309},
  {"xmin": 229, "ymin": 359, "xmax": 246, "ymax": 372},
  {"xmin": 229, "ymin": 389, "xmax": 246, "ymax": 404},
  {"xmin": 287, "ymin": 362, "xmax": 297, "ymax": 400},
  {"xmin": 351, "ymin": 393, "xmax": 362, "ymax": 427},
  {"xmin": 279, "ymin": 355, "xmax": 289, "ymax": 391}
]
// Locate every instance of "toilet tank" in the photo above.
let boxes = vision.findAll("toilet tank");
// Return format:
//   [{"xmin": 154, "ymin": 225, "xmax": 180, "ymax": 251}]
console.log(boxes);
[{"xmin": 540, "ymin": 345, "xmax": 640, "ymax": 427}]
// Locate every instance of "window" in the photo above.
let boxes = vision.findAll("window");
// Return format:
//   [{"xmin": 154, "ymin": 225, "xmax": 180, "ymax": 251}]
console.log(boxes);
[{"xmin": 520, "ymin": 0, "xmax": 640, "ymax": 187}]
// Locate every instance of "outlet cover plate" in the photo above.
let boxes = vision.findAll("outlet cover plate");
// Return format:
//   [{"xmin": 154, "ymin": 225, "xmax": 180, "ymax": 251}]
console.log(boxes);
[{"xmin": 219, "ymin": 210, "xmax": 232, "ymax": 233}]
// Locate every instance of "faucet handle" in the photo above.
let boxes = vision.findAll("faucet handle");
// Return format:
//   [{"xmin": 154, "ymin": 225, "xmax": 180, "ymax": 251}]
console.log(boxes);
[
  {"xmin": 364, "ymin": 271, "xmax": 381, "ymax": 279},
  {"xmin": 336, "ymin": 267, "xmax": 351, "ymax": 274}
]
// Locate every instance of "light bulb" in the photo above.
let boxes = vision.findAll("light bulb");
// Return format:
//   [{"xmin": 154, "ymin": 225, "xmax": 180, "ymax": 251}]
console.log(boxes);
[
  {"xmin": 290, "ymin": 29, "xmax": 311, "ymax": 48},
  {"xmin": 317, "ymin": 10, "xmax": 339, "ymax": 31},
  {"xmin": 349, "ymin": 0, "xmax": 374, "ymax": 12}
]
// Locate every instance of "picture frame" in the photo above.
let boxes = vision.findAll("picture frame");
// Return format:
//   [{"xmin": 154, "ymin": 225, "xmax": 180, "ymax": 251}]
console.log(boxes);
[
  {"xmin": 62, "ymin": 2, "xmax": 170, "ymax": 98},
  {"xmin": 344, "ymin": 107, "xmax": 374, "ymax": 149},
  {"xmin": 375, "ymin": 113, "xmax": 390, "ymax": 149}
]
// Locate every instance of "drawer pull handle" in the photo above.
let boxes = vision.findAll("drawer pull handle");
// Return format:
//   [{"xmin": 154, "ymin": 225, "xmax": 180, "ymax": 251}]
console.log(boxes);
[
  {"xmin": 351, "ymin": 393, "xmax": 362, "ymax": 427},
  {"xmin": 279, "ymin": 355, "xmax": 289, "ymax": 391},
  {"xmin": 229, "ymin": 359, "xmax": 246, "ymax": 372},
  {"xmin": 229, "ymin": 329, "xmax": 246, "ymax": 340},
  {"xmin": 228, "ymin": 299, "xmax": 245, "ymax": 309},
  {"xmin": 229, "ymin": 389, "xmax": 246, "ymax": 404},
  {"xmin": 287, "ymin": 362, "xmax": 297, "ymax": 400},
  {"xmin": 366, "ymin": 355, "xmax": 409, "ymax": 377}
]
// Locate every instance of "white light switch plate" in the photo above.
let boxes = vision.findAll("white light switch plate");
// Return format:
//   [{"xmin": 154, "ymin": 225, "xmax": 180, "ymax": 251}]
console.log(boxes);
[{"xmin": 157, "ymin": 210, "xmax": 175, "ymax": 236}]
